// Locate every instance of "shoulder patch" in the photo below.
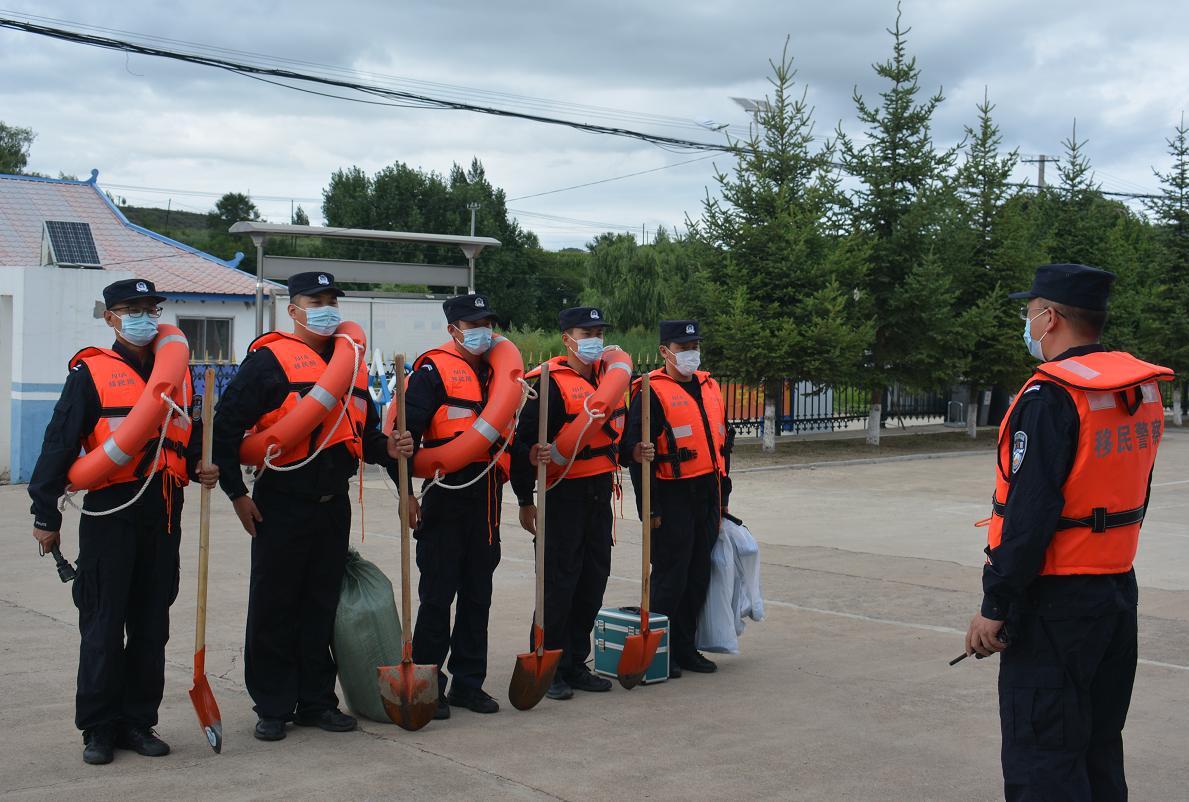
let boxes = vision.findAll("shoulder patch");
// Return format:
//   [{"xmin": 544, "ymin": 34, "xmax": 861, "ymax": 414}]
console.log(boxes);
[
  {"xmin": 1023, "ymin": 384, "xmax": 1041, "ymax": 395},
  {"xmin": 1010, "ymin": 431, "xmax": 1028, "ymax": 474}
]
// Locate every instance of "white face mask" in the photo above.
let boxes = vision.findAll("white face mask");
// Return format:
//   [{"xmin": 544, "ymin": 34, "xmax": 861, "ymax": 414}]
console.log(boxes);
[
  {"xmin": 569, "ymin": 335, "xmax": 605, "ymax": 365},
  {"xmin": 667, "ymin": 348, "xmax": 701, "ymax": 377}
]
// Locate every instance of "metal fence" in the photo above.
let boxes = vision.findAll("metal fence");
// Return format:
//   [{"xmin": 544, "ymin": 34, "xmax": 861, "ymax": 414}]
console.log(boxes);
[{"xmin": 191, "ymin": 359, "xmax": 952, "ymax": 438}]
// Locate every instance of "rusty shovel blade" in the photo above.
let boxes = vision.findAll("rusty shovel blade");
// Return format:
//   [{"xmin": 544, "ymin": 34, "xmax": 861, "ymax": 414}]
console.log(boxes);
[
  {"xmin": 378, "ymin": 647, "xmax": 439, "ymax": 732},
  {"xmin": 508, "ymin": 626, "xmax": 562, "ymax": 711},
  {"xmin": 617, "ymin": 627, "xmax": 664, "ymax": 690},
  {"xmin": 188, "ymin": 653, "xmax": 223, "ymax": 753}
]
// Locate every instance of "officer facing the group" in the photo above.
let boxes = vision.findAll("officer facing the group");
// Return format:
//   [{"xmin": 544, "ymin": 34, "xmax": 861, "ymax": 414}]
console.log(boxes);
[
  {"xmin": 964, "ymin": 264, "xmax": 1173, "ymax": 801},
  {"xmin": 620, "ymin": 320, "xmax": 732, "ymax": 677},
  {"xmin": 511, "ymin": 306, "xmax": 621, "ymax": 700},
  {"xmin": 28, "ymin": 278, "xmax": 219, "ymax": 765},
  {"xmin": 403, "ymin": 293, "xmax": 510, "ymax": 719},
  {"xmin": 212, "ymin": 271, "xmax": 412, "ymax": 742}
]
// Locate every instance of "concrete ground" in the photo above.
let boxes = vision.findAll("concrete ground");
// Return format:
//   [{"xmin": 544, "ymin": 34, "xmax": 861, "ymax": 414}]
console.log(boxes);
[{"xmin": 1, "ymin": 431, "xmax": 1186, "ymax": 801}]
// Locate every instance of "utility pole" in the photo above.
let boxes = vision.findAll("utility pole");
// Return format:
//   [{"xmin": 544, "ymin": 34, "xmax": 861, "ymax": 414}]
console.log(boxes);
[
  {"xmin": 466, "ymin": 202, "xmax": 480, "ymax": 293},
  {"xmin": 1022, "ymin": 154, "xmax": 1057, "ymax": 189}
]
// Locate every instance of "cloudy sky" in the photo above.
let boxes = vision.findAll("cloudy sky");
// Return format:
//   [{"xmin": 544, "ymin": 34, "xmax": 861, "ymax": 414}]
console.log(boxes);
[{"xmin": 2, "ymin": 1, "xmax": 1187, "ymax": 250}]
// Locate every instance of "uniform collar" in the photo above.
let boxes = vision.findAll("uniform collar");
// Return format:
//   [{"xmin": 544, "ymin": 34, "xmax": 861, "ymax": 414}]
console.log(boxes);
[
  {"xmin": 111, "ymin": 338, "xmax": 154, "ymax": 381},
  {"xmin": 1051, "ymin": 343, "xmax": 1106, "ymax": 361}
]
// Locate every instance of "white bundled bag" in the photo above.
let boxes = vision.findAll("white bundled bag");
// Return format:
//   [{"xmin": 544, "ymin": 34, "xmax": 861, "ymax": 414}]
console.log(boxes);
[
  {"xmin": 723, "ymin": 513, "xmax": 765, "ymax": 636},
  {"xmin": 696, "ymin": 517, "xmax": 739, "ymax": 654}
]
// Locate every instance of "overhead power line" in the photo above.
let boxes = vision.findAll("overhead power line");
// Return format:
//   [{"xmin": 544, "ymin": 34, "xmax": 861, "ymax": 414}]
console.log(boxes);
[{"xmin": 0, "ymin": 16, "xmax": 740, "ymax": 154}]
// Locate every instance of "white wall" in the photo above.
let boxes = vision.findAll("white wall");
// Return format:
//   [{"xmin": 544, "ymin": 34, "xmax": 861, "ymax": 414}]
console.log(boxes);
[
  {"xmin": 0, "ymin": 265, "xmax": 132, "ymax": 481},
  {"xmin": 275, "ymin": 295, "xmax": 449, "ymax": 364}
]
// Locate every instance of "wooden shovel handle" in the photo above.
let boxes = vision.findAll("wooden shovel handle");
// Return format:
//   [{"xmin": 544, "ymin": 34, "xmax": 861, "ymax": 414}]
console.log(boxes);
[
  {"xmin": 394, "ymin": 355, "xmax": 413, "ymax": 649},
  {"xmin": 195, "ymin": 368, "xmax": 215, "ymax": 656},
  {"xmin": 534, "ymin": 363, "xmax": 550, "ymax": 655},
  {"xmin": 640, "ymin": 374, "xmax": 651, "ymax": 618}
]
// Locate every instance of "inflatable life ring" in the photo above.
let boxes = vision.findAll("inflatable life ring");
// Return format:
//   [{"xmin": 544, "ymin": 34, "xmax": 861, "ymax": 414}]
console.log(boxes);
[
  {"xmin": 66, "ymin": 324, "xmax": 191, "ymax": 491},
  {"xmin": 549, "ymin": 347, "xmax": 633, "ymax": 467},
  {"xmin": 239, "ymin": 321, "xmax": 367, "ymax": 467},
  {"xmin": 385, "ymin": 334, "xmax": 524, "ymax": 478}
]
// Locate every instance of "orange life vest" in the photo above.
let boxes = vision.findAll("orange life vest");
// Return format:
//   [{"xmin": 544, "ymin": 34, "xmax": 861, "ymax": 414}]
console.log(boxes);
[
  {"xmin": 527, "ymin": 355, "xmax": 625, "ymax": 482},
  {"xmin": 249, "ymin": 332, "xmax": 370, "ymax": 466},
  {"xmin": 415, "ymin": 344, "xmax": 513, "ymax": 480},
  {"xmin": 71, "ymin": 347, "xmax": 192, "ymax": 490},
  {"xmin": 988, "ymin": 351, "xmax": 1174, "ymax": 576},
  {"xmin": 636, "ymin": 368, "xmax": 728, "ymax": 481}
]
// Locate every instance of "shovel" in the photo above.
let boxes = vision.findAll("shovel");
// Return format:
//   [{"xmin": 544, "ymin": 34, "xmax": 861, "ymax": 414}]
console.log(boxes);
[
  {"xmin": 189, "ymin": 367, "xmax": 223, "ymax": 753},
  {"xmin": 508, "ymin": 362, "xmax": 562, "ymax": 711},
  {"xmin": 617, "ymin": 373, "xmax": 663, "ymax": 689},
  {"xmin": 378, "ymin": 354, "xmax": 440, "ymax": 731}
]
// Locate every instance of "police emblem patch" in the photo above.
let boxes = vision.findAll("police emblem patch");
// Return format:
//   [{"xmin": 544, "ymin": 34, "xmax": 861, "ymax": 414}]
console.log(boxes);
[
  {"xmin": 685, "ymin": 323, "xmax": 695, "ymax": 334},
  {"xmin": 1010, "ymin": 431, "xmax": 1028, "ymax": 474},
  {"xmin": 317, "ymin": 274, "xmax": 330, "ymax": 285},
  {"xmin": 591, "ymin": 309, "xmax": 600, "ymax": 319},
  {"xmin": 135, "ymin": 281, "xmax": 148, "ymax": 293},
  {"xmin": 475, "ymin": 297, "xmax": 486, "ymax": 308}
]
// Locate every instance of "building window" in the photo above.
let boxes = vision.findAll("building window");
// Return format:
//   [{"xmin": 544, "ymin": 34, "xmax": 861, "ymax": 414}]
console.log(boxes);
[{"xmin": 178, "ymin": 317, "xmax": 234, "ymax": 363}]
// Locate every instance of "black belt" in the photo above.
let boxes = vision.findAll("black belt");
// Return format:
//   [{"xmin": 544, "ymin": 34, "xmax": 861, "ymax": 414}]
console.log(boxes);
[{"xmin": 991, "ymin": 496, "xmax": 1146, "ymax": 534}]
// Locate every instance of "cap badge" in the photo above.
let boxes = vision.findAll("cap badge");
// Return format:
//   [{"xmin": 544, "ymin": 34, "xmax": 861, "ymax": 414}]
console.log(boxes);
[
  {"xmin": 685, "ymin": 324, "xmax": 696, "ymax": 334},
  {"xmin": 135, "ymin": 281, "xmax": 148, "ymax": 293},
  {"xmin": 317, "ymin": 274, "xmax": 330, "ymax": 285},
  {"xmin": 591, "ymin": 310, "xmax": 600, "ymax": 319},
  {"xmin": 475, "ymin": 297, "xmax": 486, "ymax": 308}
]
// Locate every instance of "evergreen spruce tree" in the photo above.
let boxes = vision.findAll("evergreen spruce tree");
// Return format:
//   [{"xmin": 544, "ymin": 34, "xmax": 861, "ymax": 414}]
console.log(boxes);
[
  {"xmin": 688, "ymin": 41, "xmax": 870, "ymax": 451},
  {"xmin": 837, "ymin": 7, "xmax": 960, "ymax": 444}
]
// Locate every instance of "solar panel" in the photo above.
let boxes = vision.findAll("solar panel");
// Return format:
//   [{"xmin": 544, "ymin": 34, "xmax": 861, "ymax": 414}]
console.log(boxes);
[{"xmin": 45, "ymin": 221, "xmax": 101, "ymax": 266}]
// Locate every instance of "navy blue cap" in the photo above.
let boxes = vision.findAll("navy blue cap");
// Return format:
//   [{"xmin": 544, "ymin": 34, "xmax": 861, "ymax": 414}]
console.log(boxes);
[
  {"xmin": 659, "ymin": 319, "xmax": 701, "ymax": 344},
  {"xmin": 288, "ymin": 271, "xmax": 345, "ymax": 299},
  {"xmin": 559, "ymin": 306, "xmax": 611, "ymax": 331},
  {"xmin": 103, "ymin": 278, "xmax": 165, "ymax": 309},
  {"xmin": 1009, "ymin": 264, "xmax": 1115, "ymax": 311},
  {"xmin": 443, "ymin": 293, "xmax": 499, "ymax": 324}
]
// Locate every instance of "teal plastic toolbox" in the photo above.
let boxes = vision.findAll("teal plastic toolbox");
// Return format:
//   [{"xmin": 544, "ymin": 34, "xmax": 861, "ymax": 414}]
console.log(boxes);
[{"xmin": 593, "ymin": 606, "xmax": 669, "ymax": 685}]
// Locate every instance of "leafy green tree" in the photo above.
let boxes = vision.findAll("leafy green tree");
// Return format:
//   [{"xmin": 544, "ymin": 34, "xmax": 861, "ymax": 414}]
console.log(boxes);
[
  {"xmin": 837, "ymin": 7, "xmax": 961, "ymax": 444},
  {"xmin": 292, "ymin": 204, "xmax": 310, "ymax": 226},
  {"xmin": 689, "ymin": 41, "xmax": 871, "ymax": 450},
  {"xmin": 0, "ymin": 121, "xmax": 35, "ymax": 174},
  {"xmin": 211, "ymin": 192, "xmax": 261, "ymax": 229}
]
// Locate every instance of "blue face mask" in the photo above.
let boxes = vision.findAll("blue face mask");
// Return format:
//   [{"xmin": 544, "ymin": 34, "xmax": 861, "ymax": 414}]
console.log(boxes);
[
  {"xmin": 1023, "ymin": 309, "xmax": 1049, "ymax": 361},
  {"xmin": 572, "ymin": 336, "xmax": 605, "ymax": 365},
  {"xmin": 298, "ymin": 305, "xmax": 342, "ymax": 336},
  {"xmin": 458, "ymin": 325, "xmax": 493, "ymax": 355},
  {"xmin": 117, "ymin": 311, "xmax": 159, "ymax": 346}
]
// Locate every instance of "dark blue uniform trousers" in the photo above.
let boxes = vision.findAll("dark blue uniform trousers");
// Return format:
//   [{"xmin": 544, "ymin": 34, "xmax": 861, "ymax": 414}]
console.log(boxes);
[{"xmin": 999, "ymin": 608, "xmax": 1137, "ymax": 801}]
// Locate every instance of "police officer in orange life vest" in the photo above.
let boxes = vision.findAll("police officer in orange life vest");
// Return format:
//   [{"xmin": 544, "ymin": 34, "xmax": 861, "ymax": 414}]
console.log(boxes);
[
  {"xmin": 963, "ymin": 264, "xmax": 1173, "ymax": 801},
  {"xmin": 27, "ymin": 279, "xmax": 220, "ymax": 766},
  {"xmin": 511, "ymin": 307, "xmax": 622, "ymax": 700},
  {"xmin": 211, "ymin": 271, "xmax": 413, "ymax": 742},
  {"xmin": 401, "ymin": 293, "xmax": 510, "ymax": 719},
  {"xmin": 620, "ymin": 320, "xmax": 733, "ymax": 677}
]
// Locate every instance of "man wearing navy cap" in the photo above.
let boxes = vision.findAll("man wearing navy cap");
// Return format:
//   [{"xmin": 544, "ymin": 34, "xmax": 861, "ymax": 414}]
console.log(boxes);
[
  {"xmin": 212, "ymin": 271, "xmax": 413, "ymax": 742},
  {"xmin": 511, "ymin": 307, "xmax": 621, "ymax": 700},
  {"xmin": 963, "ymin": 264, "xmax": 1173, "ymax": 800},
  {"xmin": 620, "ymin": 320, "xmax": 733, "ymax": 677},
  {"xmin": 28, "ymin": 278, "xmax": 220, "ymax": 764},
  {"xmin": 402, "ymin": 293, "xmax": 511, "ymax": 718}
]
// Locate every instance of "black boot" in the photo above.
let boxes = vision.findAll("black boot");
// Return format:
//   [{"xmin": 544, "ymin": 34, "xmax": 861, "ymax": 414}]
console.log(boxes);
[
  {"xmin": 294, "ymin": 708, "xmax": 357, "ymax": 732},
  {"xmin": 676, "ymin": 651, "xmax": 717, "ymax": 674},
  {"xmin": 82, "ymin": 726, "xmax": 115, "ymax": 765},
  {"xmin": 254, "ymin": 718, "xmax": 287, "ymax": 741},
  {"xmin": 434, "ymin": 694, "xmax": 451, "ymax": 720},
  {"xmin": 116, "ymin": 726, "xmax": 170, "ymax": 757},
  {"xmin": 447, "ymin": 686, "xmax": 500, "ymax": 714},
  {"xmin": 546, "ymin": 675, "xmax": 574, "ymax": 700},
  {"xmin": 565, "ymin": 666, "xmax": 612, "ymax": 693}
]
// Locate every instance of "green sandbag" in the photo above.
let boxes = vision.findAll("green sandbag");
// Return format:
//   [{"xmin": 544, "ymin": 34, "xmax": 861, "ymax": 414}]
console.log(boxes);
[{"xmin": 332, "ymin": 548, "xmax": 403, "ymax": 722}]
